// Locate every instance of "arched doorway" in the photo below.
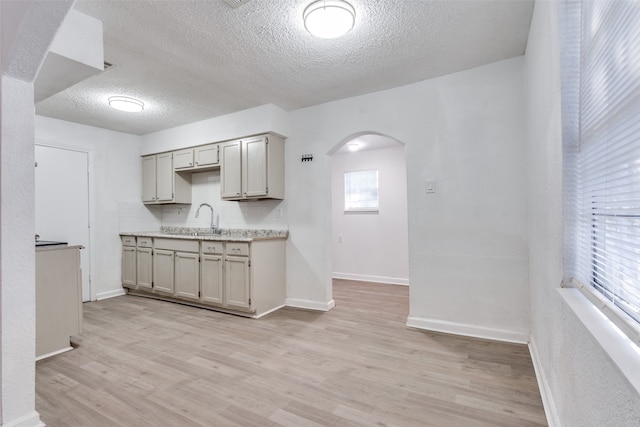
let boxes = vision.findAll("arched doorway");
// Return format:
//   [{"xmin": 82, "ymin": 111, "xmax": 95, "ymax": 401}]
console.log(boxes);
[{"xmin": 328, "ymin": 132, "xmax": 410, "ymax": 310}]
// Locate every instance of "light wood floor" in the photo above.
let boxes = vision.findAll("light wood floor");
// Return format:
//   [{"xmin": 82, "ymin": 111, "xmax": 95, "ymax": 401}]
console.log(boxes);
[{"xmin": 36, "ymin": 280, "xmax": 547, "ymax": 426}]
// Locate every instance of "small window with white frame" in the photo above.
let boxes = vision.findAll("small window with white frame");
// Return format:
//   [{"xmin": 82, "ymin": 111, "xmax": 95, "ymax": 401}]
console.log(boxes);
[{"xmin": 344, "ymin": 169, "xmax": 379, "ymax": 213}]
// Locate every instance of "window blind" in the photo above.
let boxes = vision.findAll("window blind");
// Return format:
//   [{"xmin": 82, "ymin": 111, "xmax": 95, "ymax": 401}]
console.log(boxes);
[{"xmin": 566, "ymin": 0, "xmax": 640, "ymax": 331}]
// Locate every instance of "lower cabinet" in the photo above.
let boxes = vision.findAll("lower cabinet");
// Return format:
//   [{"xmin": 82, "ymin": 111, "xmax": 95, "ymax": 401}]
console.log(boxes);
[
  {"xmin": 153, "ymin": 249, "xmax": 174, "ymax": 294},
  {"xmin": 175, "ymin": 251, "xmax": 200, "ymax": 300},
  {"xmin": 121, "ymin": 237, "xmax": 136, "ymax": 288},
  {"xmin": 224, "ymin": 243, "xmax": 251, "ymax": 310},
  {"xmin": 137, "ymin": 238, "xmax": 153, "ymax": 290},
  {"xmin": 201, "ymin": 242, "xmax": 224, "ymax": 304},
  {"xmin": 121, "ymin": 235, "xmax": 285, "ymax": 317}
]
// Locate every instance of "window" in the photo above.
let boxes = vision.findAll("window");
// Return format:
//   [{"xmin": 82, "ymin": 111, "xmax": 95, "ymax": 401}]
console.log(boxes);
[
  {"xmin": 344, "ymin": 169, "xmax": 378, "ymax": 213},
  {"xmin": 562, "ymin": 0, "xmax": 640, "ymax": 336}
]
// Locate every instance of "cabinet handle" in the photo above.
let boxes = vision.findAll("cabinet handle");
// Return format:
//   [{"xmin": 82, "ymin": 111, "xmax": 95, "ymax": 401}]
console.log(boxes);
[
  {"xmin": 195, "ymin": 162, "xmax": 198, "ymax": 165},
  {"xmin": 189, "ymin": 162, "xmax": 193, "ymax": 166}
]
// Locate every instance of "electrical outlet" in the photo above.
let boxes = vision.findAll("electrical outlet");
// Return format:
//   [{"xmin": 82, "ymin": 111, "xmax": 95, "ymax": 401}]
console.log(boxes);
[
  {"xmin": 276, "ymin": 208, "xmax": 284, "ymax": 218},
  {"xmin": 177, "ymin": 208, "xmax": 182, "ymax": 215},
  {"xmin": 339, "ymin": 234, "xmax": 344, "ymax": 243}
]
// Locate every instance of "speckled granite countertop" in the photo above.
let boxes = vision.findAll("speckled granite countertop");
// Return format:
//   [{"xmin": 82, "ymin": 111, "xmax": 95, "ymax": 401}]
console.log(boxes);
[{"xmin": 120, "ymin": 227, "xmax": 288, "ymax": 242}]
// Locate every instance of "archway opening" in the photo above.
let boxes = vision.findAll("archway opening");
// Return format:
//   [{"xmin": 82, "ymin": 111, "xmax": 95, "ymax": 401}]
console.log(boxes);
[{"xmin": 328, "ymin": 133, "xmax": 410, "ymax": 315}]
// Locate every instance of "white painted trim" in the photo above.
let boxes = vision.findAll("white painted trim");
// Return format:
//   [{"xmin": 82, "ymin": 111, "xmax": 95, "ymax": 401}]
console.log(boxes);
[
  {"xmin": 406, "ymin": 316, "xmax": 529, "ymax": 344},
  {"xmin": 35, "ymin": 346, "xmax": 74, "ymax": 362},
  {"xmin": 2, "ymin": 411, "xmax": 44, "ymax": 427},
  {"xmin": 529, "ymin": 335, "xmax": 561, "ymax": 427},
  {"xmin": 96, "ymin": 288, "xmax": 126, "ymax": 300},
  {"xmin": 285, "ymin": 298, "xmax": 335, "ymax": 312},
  {"xmin": 35, "ymin": 141, "xmax": 95, "ymax": 303},
  {"xmin": 558, "ymin": 288, "xmax": 640, "ymax": 395},
  {"xmin": 253, "ymin": 304, "xmax": 286, "ymax": 319},
  {"xmin": 332, "ymin": 272, "xmax": 409, "ymax": 286}
]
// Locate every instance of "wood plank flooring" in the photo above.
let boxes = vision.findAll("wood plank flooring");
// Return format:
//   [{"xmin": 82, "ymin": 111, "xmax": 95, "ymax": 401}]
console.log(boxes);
[{"xmin": 36, "ymin": 279, "xmax": 547, "ymax": 426}]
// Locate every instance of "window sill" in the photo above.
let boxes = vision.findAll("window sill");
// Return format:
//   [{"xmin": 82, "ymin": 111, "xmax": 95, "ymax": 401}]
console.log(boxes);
[
  {"xmin": 344, "ymin": 210, "xmax": 379, "ymax": 215},
  {"xmin": 558, "ymin": 288, "xmax": 640, "ymax": 395}
]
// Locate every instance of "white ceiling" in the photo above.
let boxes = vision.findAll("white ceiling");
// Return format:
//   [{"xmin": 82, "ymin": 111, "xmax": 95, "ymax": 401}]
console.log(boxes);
[{"xmin": 34, "ymin": 0, "xmax": 534, "ymax": 136}]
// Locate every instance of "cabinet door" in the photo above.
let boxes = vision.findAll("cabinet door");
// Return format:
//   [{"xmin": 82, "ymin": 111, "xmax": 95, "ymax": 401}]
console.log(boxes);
[
  {"xmin": 243, "ymin": 136, "xmax": 267, "ymax": 198},
  {"xmin": 175, "ymin": 251, "xmax": 199, "ymax": 300},
  {"xmin": 195, "ymin": 144, "xmax": 219, "ymax": 167},
  {"xmin": 201, "ymin": 254, "xmax": 223, "ymax": 305},
  {"xmin": 136, "ymin": 247, "xmax": 153, "ymax": 290},
  {"xmin": 153, "ymin": 249, "xmax": 174, "ymax": 294},
  {"xmin": 225, "ymin": 255, "xmax": 250, "ymax": 310},
  {"xmin": 142, "ymin": 156, "xmax": 157, "ymax": 203},
  {"xmin": 174, "ymin": 149, "xmax": 194, "ymax": 169},
  {"xmin": 221, "ymin": 140, "xmax": 242, "ymax": 199},
  {"xmin": 122, "ymin": 246, "xmax": 136, "ymax": 288},
  {"xmin": 156, "ymin": 152, "xmax": 174, "ymax": 202}
]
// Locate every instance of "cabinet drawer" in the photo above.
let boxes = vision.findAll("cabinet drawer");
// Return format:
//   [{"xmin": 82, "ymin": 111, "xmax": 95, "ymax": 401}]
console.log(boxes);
[
  {"xmin": 226, "ymin": 242, "xmax": 249, "ymax": 256},
  {"xmin": 154, "ymin": 238, "xmax": 199, "ymax": 252},
  {"xmin": 202, "ymin": 241, "xmax": 224, "ymax": 254},
  {"xmin": 121, "ymin": 236, "xmax": 136, "ymax": 247},
  {"xmin": 137, "ymin": 237, "xmax": 153, "ymax": 248}
]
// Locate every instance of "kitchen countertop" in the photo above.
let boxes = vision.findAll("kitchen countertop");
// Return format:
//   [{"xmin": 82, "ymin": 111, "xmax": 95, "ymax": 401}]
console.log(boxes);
[
  {"xmin": 120, "ymin": 227, "xmax": 288, "ymax": 242},
  {"xmin": 36, "ymin": 244, "xmax": 84, "ymax": 252}
]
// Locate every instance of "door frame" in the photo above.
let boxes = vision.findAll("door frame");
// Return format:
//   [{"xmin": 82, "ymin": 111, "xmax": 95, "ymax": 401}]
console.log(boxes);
[{"xmin": 35, "ymin": 141, "xmax": 96, "ymax": 301}]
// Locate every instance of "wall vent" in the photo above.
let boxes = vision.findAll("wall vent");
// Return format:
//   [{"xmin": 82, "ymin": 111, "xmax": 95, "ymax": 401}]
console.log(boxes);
[{"xmin": 223, "ymin": 0, "xmax": 252, "ymax": 9}]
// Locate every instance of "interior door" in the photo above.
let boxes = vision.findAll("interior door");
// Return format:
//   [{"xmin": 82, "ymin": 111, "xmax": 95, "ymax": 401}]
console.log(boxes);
[{"xmin": 35, "ymin": 145, "xmax": 91, "ymax": 302}]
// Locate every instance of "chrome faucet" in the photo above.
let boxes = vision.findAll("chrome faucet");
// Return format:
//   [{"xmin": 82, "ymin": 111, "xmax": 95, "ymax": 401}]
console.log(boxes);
[{"xmin": 195, "ymin": 203, "xmax": 215, "ymax": 231}]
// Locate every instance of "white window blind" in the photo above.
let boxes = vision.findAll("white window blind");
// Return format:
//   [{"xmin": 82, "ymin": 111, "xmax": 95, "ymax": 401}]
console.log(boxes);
[
  {"xmin": 566, "ymin": 0, "xmax": 640, "ymax": 330},
  {"xmin": 344, "ymin": 169, "xmax": 378, "ymax": 212}
]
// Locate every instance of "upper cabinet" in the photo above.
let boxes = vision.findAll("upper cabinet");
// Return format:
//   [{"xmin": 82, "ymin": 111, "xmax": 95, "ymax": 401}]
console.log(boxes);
[
  {"xmin": 142, "ymin": 153, "xmax": 191, "ymax": 204},
  {"xmin": 174, "ymin": 143, "xmax": 220, "ymax": 172},
  {"xmin": 141, "ymin": 133, "xmax": 284, "ymax": 204},
  {"xmin": 221, "ymin": 134, "xmax": 284, "ymax": 201}
]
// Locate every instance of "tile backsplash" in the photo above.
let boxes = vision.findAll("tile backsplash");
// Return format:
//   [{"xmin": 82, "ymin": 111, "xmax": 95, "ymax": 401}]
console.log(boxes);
[{"xmin": 120, "ymin": 170, "xmax": 288, "ymax": 232}]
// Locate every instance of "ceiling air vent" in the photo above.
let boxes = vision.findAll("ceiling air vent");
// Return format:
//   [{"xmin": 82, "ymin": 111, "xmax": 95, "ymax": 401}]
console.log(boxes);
[{"xmin": 223, "ymin": 0, "xmax": 252, "ymax": 8}]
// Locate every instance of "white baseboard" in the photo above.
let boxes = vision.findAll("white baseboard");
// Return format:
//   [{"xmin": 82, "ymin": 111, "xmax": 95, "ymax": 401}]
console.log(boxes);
[
  {"xmin": 285, "ymin": 298, "xmax": 335, "ymax": 311},
  {"xmin": 3, "ymin": 411, "xmax": 45, "ymax": 427},
  {"xmin": 35, "ymin": 346, "xmax": 73, "ymax": 362},
  {"xmin": 96, "ymin": 288, "xmax": 127, "ymax": 301},
  {"xmin": 529, "ymin": 335, "xmax": 561, "ymax": 427},
  {"xmin": 406, "ymin": 316, "xmax": 529, "ymax": 344},
  {"xmin": 254, "ymin": 304, "xmax": 286, "ymax": 319},
  {"xmin": 332, "ymin": 272, "xmax": 409, "ymax": 286}
]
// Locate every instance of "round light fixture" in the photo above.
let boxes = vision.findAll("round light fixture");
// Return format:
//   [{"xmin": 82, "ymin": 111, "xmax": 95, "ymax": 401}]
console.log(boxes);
[
  {"xmin": 303, "ymin": 0, "xmax": 355, "ymax": 39},
  {"xmin": 108, "ymin": 96, "xmax": 144, "ymax": 112},
  {"xmin": 347, "ymin": 142, "xmax": 360, "ymax": 152}
]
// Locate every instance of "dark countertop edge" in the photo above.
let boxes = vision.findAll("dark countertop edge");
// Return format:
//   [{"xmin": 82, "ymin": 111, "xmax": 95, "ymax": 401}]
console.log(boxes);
[{"xmin": 36, "ymin": 244, "xmax": 84, "ymax": 252}]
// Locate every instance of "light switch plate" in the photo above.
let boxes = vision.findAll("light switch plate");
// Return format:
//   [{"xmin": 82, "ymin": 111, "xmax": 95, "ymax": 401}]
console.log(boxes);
[{"xmin": 425, "ymin": 180, "xmax": 435, "ymax": 194}]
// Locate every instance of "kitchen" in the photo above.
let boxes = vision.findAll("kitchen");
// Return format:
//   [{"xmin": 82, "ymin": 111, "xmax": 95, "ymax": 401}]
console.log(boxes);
[{"xmin": 2, "ymin": 1, "xmax": 640, "ymax": 426}]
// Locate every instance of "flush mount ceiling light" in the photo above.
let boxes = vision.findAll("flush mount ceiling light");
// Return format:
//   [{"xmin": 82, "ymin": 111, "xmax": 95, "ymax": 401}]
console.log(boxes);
[
  {"xmin": 108, "ymin": 96, "xmax": 144, "ymax": 112},
  {"xmin": 347, "ymin": 142, "xmax": 360, "ymax": 152},
  {"xmin": 303, "ymin": 0, "xmax": 355, "ymax": 39}
]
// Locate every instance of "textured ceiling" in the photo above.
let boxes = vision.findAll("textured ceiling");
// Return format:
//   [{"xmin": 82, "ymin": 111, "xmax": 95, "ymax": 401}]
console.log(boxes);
[{"xmin": 35, "ymin": 0, "xmax": 534, "ymax": 135}]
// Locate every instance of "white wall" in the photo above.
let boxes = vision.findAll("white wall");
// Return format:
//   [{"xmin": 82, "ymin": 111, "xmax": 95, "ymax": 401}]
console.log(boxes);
[
  {"xmin": 331, "ymin": 145, "xmax": 409, "ymax": 285},
  {"xmin": 157, "ymin": 170, "xmax": 288, "ymax": 230},
  {"xmin": 35, "ymin": 115, "xmax": 148, "ymax": 300},
  {"xmin": 286, "ymin": 56, "xmax": 530, "ymax": 340},
  {"xmin": 1, "ymin": 2, "xmax": 73, "ymax": 426},
  {"xmin": 139, "ymin": 104, "xmax": 290, "ymax": 155},
  {"xmin": 525, "ymin": 1, "xmax": 640, "ymax": 425}
]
